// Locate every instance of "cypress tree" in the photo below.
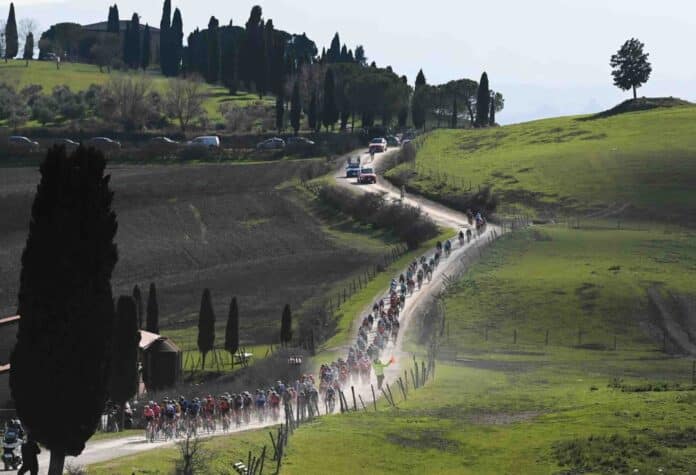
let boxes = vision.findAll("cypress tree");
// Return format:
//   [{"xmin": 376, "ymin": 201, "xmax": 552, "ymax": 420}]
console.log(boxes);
[
  {"xmin": 170, "ymin": 8, "xmax": 183, "ymax": 76},
  {"xmin": 475, "ymin": 72, "xmax": 490, "ymax": 127},
  {"xmin": 141, "ymin": 24, "xmax": 151, "ymax": 70},
  {"xmin": 5, "ymin": 3, "xmax": 18, "ymax": 61},
  {"xmin": 132, "ymin": 285, "xmax": 143, "ymax": 329},
  {"xmin": 451, "ymin": 98, "xmax": 458, "ymax": 128},
  {"xmin": 207, "ymin": 16, "xmax": 220, "ymax": 83},
  {"xmin": 146, "ymin": 283, "xmax": 159, "ymax": 334},
  {"xmin": 280, "ymin": 304, "xmax": 292, "ymax": 347},
  {"xmin": 107, "ymin": 296, "xmax": 140, "ymax": 430},
  {"xmin": 489, "ymin": 92, "xmax": 496, "ymax": 126},
  {"xmin": 308, "ymin": 90, "xmax": 318, "ymax": 132},
  {"xmin": 23, "ymin": 33, "xmax": 33, "ymax": 66},
  {"xmin": 10, "ymin": 145, "xmax": 118, "ymax": 474},
  {"xmin": 122, "ymin": 23, "xmax": 131, "ymax": 66},
  {"xmin": 159, "ymin": 0, "xmax": 171, "ymax": 75},
  {"xmin": 322, "ymin": 69, "xmax": 338, "ymax": 131},
  {"xmin": 290, "ymin": 81, "xmax": 301, "ymax": 135},
  {"xmin": 108, "ymin": 4, "xmax": 121, "ymax": 33},
  {"xmin": 197, "ymin": 289, "xmax": 216, "ymax": 370},
  {"xmin": 107, "ymin": 6, "xmax": 114, "ymax": 33},
  {"xmin": 340, "ymin": 44, "xmax": 349, "ymax": 63},
  {"xmin": 221, "ymin": 29, "xmax": 238, "ymax": 94},
  {"xmin": 412, "ymin": 69, "xmax": 428, "ymax": 130},
  {"xmin": 415, "ymin": 69, "xmax": 426, "ymax": 88},
  {"xmin": 328, "ymin": 33, "xmax": 340, "ymax": 63},
  {"xmin": 224, "ymin": 297, "xmax": 239, "ymax": 367},
  {"xmin": 127, "ymin": 13, "xmax": 141, "ymax": 69},
  {"xmin": 275, "ymin": 94, "xmax": 284, "ymax": 132}
]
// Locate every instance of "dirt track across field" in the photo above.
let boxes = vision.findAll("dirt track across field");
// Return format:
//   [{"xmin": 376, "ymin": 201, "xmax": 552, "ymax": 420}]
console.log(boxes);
[{"xmin": 36, "ymin": 149, "xmax": 502, "ymax": 472}]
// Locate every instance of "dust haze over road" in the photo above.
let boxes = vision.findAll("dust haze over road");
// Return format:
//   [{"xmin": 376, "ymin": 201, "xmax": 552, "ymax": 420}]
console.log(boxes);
[{"xmin": 36, "ymin": 149, "xmax": 500, "ymax": 473}]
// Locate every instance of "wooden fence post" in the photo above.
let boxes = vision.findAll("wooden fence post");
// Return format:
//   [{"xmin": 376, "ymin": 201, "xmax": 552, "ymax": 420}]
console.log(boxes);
[
  {"xmin": 351, "ymin": 386, "xmax": 357, "ymax": 412},
  {"xmin": 371, "ymin": 384, "xmax": 377, "ymax": 411}
]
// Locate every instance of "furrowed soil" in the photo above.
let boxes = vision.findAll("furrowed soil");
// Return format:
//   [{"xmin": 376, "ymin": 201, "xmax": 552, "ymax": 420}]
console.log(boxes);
[{"xmin": 0, "ymin": 160, "xmax": 383, "ymax": 344}]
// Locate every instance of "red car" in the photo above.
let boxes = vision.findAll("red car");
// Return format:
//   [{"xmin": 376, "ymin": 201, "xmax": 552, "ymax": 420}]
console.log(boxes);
[{"xmin": 358, "ymin": 167, "xmax": 377, "ymax": 184}]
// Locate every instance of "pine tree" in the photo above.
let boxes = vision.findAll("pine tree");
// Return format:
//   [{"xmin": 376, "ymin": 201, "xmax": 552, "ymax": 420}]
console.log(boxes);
[
  {"xmin": 290, "ymin": 81, "xmax": 301, "ymax": 135},
  {"xmin": 108, "ymin": 296, "xmax": 140, "ymax": 430},
  {"xmin": 197, "ymin": 289, "xmax": 216, "ymax": 370},
  {"xmin": 280, "ymin": 304, "xmax": 292, "ymax": 347},
  {"xmin": 170, "ymin": 8, "xmax": 183, "ymax": 76},
  {"xmin": 159, "ymin": 0, "xmax": 171, "ymax": 75},
  {"xmin": 275, "ymin": 94, "xmax": 284, "ymax": 132},
  {"xmin": 5, "ymin": 3, "xmax": 18, "ymax": 61},
  {"xmin": 224, "ymin": 297, "xmax": 239, "ymax": 367},
  {"xmin": 10, "ymin": 145, "xmax": 118, "ymax": 474},
  {"xmin": 146, "ymin": 283, "xmax": 159, "ymax": 334},
  {"xmin": 308, "ymin": 90, "xmax": 318, "ymax": 131},
  {"xmin": 23, "ymin": 33, "xmax": 33, "ymax": 66},
  {"xmin": 206, "ymin": 16, "xmax": 220, "ymax": 83},
  {"xmin": 132, "ymin": 285, "xmax": 143, "ymax": 329},
  {"xmin": 141, "ymin": 25, "xmax": 151, "ymax": 70},
  {"xmin": 610, "ymin": 38, "xmax": 652, "ymax": 99},
  {"xmin": 475, "ymin": 72, "xmax": 490, "ymax": 127},
  {"xmin": 322, "ymin": 69, "xmax": 338, "ymax": 131}
]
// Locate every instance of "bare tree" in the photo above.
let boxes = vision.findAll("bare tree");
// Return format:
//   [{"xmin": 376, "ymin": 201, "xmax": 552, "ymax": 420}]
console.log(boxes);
[
  {"xmin": 177, "ymin": 432, "xmax": 209, "ymax": 475},
  {"xmin": 0, "ymin": 20, "xmax": 6, "ymax": 59},
  {"xmin": 18, "ymin": 18, "xmax": 38, "ymax": 58},
  {"xmin": 90, "ymin": 35, "xmax": 120, "ymax": 73},
  {"xmin": 98, "ymin": 75, "xmax": 154, "ymax": 130},
  {"xmin": 165, "ymin": 76, "xmax": 208, "ymax": 135}
]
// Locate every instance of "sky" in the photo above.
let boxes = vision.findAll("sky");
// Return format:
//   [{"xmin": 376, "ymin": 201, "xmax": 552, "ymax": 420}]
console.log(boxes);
[{"xmin": 4, "ymin": 0, "xmax": 696, "ymax": 124}]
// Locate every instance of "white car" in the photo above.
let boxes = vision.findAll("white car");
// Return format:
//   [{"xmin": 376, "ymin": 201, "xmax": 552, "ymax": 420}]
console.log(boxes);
[
  {"xmin": 187, "ymin": 136, "xmax": 220, "ymax": 150},
  {"xmin": 369, "ymin": 138, "xmax": 388, "ymax": 154}
]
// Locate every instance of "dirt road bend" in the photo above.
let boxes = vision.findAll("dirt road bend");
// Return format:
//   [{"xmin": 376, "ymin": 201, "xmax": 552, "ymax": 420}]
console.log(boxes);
[{"xmin": 37, "ymin": 149, "xmax": 501, "ymax": 473}]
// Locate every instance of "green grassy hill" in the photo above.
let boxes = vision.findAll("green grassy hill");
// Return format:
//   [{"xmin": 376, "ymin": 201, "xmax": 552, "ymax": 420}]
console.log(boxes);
[
  {"xmin": 0, "ymin": 60, "xmax": 273, "ymax": 124},
  {"xmin": 388, "ymin": 103, "xmax": 696, "ymax": 223}
]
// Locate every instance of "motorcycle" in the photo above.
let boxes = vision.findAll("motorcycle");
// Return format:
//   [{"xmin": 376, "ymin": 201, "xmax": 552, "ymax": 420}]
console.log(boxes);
[{"xmin": 2, "ymin": 429, "xmax": 22, "ymax": 471}]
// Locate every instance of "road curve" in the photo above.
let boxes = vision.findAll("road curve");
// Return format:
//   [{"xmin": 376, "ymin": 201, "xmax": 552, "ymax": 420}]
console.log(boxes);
[{"xmin": 38, "ymin": 149, "xmax": 500, "ymax": 473}]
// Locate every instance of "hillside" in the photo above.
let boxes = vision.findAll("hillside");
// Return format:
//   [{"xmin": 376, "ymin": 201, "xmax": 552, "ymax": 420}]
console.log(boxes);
[
  {"xmin": 0, "ymin": 60, "xmax": 273, "ymax": 125},
  {"xmin": 388, "ymin": 104, "xmax": 696, "ymax": 222}
]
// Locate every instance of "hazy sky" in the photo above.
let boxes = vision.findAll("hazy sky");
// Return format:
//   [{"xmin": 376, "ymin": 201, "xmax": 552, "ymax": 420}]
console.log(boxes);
[{"xmin": 5, "ymin": 0, "xmax": 696, "ymax": 123}]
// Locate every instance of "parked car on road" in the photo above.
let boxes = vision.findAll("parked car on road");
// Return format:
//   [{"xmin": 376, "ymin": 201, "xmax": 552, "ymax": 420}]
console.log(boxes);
[
  {"xmin": 386, "ymin": 136, "xmax": 401, "ymax": 147},
  {"xmin": 86, "ymin": 137, "xmax": 121, "ymax": 152},
  {"xmin": 257, "ymin": 137, "xmax": 286, "ymax": 150},
  {"xmin": 358, "ymin": 167, "xmax": 377, "ymax": 184},
  {"xmin": 286, "ymin": 136, "xmax": 315, "ymax": 149},
  {"xmin": 53, "ymin": 138, "xmax": 80, "ymax": 153},
  {"xmin": 148, "ymin": 136, "xmax": 180, "ymax": 153},
  {"xmin": 7, "ymin": 136, "xmax": 40, "ymax": 153},
  {"xmin": 369, "ymin": 138, "xmax": 388, "ymax": 154},
  {"xmin": 186, "ymin": 136, "xmax": 220, "ymax": 150}
]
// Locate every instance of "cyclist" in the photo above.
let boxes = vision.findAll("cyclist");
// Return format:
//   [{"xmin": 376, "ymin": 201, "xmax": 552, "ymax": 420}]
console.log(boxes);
[
  {"xmin": 143, "ymin": 405, "xmax": 155, "ymax": 442},
  {"xmin": 219, "ymin": 395, "xmax": 231, "ymax": 431}
]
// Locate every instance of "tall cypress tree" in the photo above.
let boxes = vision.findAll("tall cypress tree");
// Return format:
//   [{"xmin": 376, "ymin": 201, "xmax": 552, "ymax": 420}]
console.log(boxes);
[
  {"xmin": 107, "ymin": 296, "xmax": 140, "ymax": 430},
  {"xmin": 159, "ymin": 0, "xmax": 171, "ymax": 75},
  {"xmin": 489, "ymin": 92, "xmax": 496, "ymax": 126},
  {"xmin": 275, "ymin": 94, "xmax": 284, "ymax": 132},
  {"xmin": 221, "ymin": 30, "xmax": 238, "ymax": 94},
  {"xmin": 10, "ymin": 145, "xmax": 118, "ymax": 474},
  {"xmin": 107, "ymin": 6, "xmax": 114, "ymax": 33},
  {"xmin": 290, "ymin": 81, "xmax": 301, "ymax": 135},
  {"xmin": 207, "ymin": 16, "xmax": 220, "ymax": 83},
  {"xmin": 132, "ymin": 285, "xmax": 143, "ymax": 329},
  {"xmin": 308, "ymin": 90, "xmax": 318, "ymax": 131},
  {"xmin": 327, "ymin": 33, "xmax": 341, "ymax": 63},
  {"xmin": 197, "ymin": 289, "xmax": 216, "ymax": 370},
  {"xmin": 415, "ymin": 69, "xmax": 426, "ymax": 88},
  {"xmin": 280, "ymin": 304, "xmax": 292, "ymax": 347},
  {"xmin": 23, "ymin": 33, "xmax": 33, "ymax": 66},
  {"xmin": 126, "ymin": 13, "xmax": 141, "ymax": 69},
  {"xmin": 475, "ymin": 72, "xmax": 490, "ymax": 127},
  {"xmin": 146, "ymin": 282, "xmax": 159, "ymax": 334},
  {"xmin": 141, "ymin": 24, "xmax": 151, "ymax": 70},
  {"xmin": 412, "ymin": 69, "xmax": 428, "ymax": 129},
  {"xmin": 5, "ymin": 3, "xmax": 18, "ymax": 61},
  {"xmin": 170, "ymin": 8, "xmax": 183, "ymax": 76},
  {"xmin": 224, "ymin": 297, "xmax": 239, "ymax": 367},
  {"xmin": 322, "ymin": 69, "xmax": 338, "ymax": 131},
  {"xmin": 108, "ymin": 4, "xmax": 121, "ymax": 33}
]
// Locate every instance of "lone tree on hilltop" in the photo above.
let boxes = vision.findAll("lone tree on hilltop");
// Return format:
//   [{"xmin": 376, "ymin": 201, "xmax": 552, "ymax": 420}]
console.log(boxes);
[
  {"xmin": 146, "ymin": 282, "xmax": 159, "ymax": 334},
  {"xmin": 108, "ymin": 296, "xmax": 140, "ymax": 430},
  {"xmin": 224, "ymin": 297, "xmax": 239, "ymax": 367},
  {"xmin": 132, "ymin": 284, "xmax": 143, "ymax": 329},
  {"xmin": 610, "ymin": 38, "xmax": 652, "ymax": 100},
  {"xmin": 280, "ymin": 304, "xmax": 292, "ymax": 347},
  {"xmin": 290, "ymin": 81, "xmax": 302, "ymax": 135},
  {"xmin": 197, "ymin": 288, "xmax": 215, "ymax": 370},
  {"xmin": 5, "ymin": 3, "xmax": 18, "ymax": 62},
  {"xmin": 475, "ymin": 72, "xmax": 490, "ymax": 127},
  {"xmin": 10, "ymin": 145, "xmax": 118, "ymax": 474}
]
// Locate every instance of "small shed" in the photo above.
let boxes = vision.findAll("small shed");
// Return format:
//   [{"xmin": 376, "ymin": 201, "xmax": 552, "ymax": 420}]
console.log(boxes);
[{"xmin": 139, "ymin": 330, "xmax": 182, "ymax": 391}]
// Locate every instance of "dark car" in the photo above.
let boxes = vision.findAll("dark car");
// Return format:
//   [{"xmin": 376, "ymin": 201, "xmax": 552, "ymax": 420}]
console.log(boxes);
[
  {"xmin": 386, "ymin": 136, "xmax": 401, "ymax": 147},
  {"xmin": 257, "ymin": 137, "xmax": 286, "ymax": 151},
  {"xmin": 7, "ymin": 136, "xmax": 39, "ymax": 154},
  {"xmin": 86, "ymin": 137, "xmax": 122, "ymax": 153},
  {"xmin": 286, "ymin": 137, "xmax": 315, "ymax": 147},
  {"xmin": 53, "ymin": 138, "xmax": 80, "ymax": 153},
  {"xmin": 147, "ymin": 136, "xmax": 180, "ymax": 153}
]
